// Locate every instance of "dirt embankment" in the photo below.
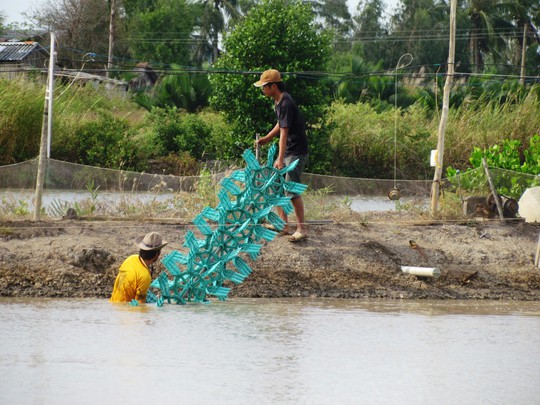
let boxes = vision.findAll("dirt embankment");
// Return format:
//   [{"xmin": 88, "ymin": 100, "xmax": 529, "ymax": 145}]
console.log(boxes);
[{"xmin": 1, "ymin": 216, "xmax": 540, "ymax": 300}]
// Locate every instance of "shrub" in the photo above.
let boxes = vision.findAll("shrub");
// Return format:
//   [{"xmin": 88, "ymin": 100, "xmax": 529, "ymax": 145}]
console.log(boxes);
[
  {"xmin": 446, "ymin": 135, "xmax": 540, "ymax": 198},
  {"xmin": 53, "ymin": 113, "xmax": 131, "ymax": 168}
]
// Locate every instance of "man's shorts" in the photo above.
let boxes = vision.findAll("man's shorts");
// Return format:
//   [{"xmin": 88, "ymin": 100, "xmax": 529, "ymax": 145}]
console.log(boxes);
[{"xmin": 284, "ymin": 154, "xmax": 308, "ymax": 198}]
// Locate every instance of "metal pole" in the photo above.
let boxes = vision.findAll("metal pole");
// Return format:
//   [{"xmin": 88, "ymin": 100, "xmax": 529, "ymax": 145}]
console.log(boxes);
[
  {"xmin": 430, "ymin": 0, "xmax": 456, "ymax": 217},
  {"xmin": 34, "ymin": 32, "xmax": 55, "ymax": 221}
]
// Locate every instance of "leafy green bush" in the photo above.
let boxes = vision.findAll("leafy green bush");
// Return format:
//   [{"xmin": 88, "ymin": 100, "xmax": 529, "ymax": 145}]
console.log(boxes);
[
  {"xmin": 78, "ymin": 117, "xmax": 129, "ymax": 167},
  {"xmin": 446, "ymin": 135, "xmax": 540, "ymax": 198},
  {"xmin": 136, "ymin": 107, "xmax": 228, "ymax": 162},
  {"xmin": 196, "ymin": 109, "xmax": 235, "ymax": 162},
  {"xmin": 138, "ymin": 107, "xmax": 181, "ymax": 154},
  {"xmin": 174, "ymin": 114, "xmax": 210, "ymax": 158}
]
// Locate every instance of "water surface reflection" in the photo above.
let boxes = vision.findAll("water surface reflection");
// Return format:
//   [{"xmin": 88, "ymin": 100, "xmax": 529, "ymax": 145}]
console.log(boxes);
[{"xmin": 1, "ymin": 298, "xmax": 539, "ymax": 404}]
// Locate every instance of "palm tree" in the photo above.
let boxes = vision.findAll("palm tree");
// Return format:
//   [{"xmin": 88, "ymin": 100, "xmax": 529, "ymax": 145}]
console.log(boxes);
[
  {"xmin": 194, "ymin": 0, "xmax": 247, "ymax": 64},
  {"xmin": 465, "ymin": 0, "xmax": 512, "ymax": 73},
  {"xmin": 498, "ymin": 0, "xmax": 539, "ymax": 78}
]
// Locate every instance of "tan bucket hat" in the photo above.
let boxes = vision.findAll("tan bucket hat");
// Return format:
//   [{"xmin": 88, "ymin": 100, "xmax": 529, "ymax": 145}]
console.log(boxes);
[
  {"xmin": 135, "ymin": 232, "xmax": 168, "ymax": 251},
  {"xmin": 253, "ymin": 69, "xmax": 282, "ymax": 87}
]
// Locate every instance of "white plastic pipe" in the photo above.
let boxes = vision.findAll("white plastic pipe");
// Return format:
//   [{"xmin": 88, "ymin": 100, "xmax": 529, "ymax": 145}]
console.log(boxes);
[{"xmin": 401, "ymin": 266, "xmax": 441, "ymax": 279}]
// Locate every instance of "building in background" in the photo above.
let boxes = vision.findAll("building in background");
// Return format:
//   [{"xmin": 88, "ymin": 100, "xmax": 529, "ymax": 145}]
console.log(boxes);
[{"xmin": 0, "ymin": 41, "xmax": 48, "ymax": 80}]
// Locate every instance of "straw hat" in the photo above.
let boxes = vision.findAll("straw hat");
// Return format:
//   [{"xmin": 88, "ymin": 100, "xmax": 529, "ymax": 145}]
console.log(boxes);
[{"xmin": 135, "ymin": 232, "xmax": 168, "ymax": 251}]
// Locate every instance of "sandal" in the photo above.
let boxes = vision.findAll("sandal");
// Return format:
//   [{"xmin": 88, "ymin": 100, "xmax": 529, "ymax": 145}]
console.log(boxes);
[
  {"xmin": 288, "ymin": 231, "xmax": 308, "ymax": 243},
  {"xmin": 262, "ymin": 223, "xmax": 290, "ymax": 235}
]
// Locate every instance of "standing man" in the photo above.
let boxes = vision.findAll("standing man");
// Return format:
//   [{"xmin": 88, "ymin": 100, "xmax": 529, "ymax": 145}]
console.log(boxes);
[
  {"xmin": 254, "ymin": 69, "xmax": 308, "ymax": 242},
  {"xmin": 110, "ymin": 232, "xmax": 168, "ymax": 303}
]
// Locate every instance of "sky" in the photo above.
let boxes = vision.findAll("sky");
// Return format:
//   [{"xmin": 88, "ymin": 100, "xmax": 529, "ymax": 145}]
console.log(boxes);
[
  {"xmin": 0, "ymin": 0, "xmax": 41, "ymax": 25},
  {"xmin": 1, "ymin": 0, "xmax": 401, "ymax": 25}
]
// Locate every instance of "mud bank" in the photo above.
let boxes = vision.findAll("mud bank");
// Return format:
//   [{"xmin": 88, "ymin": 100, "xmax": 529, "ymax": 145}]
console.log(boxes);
[{"xmin": 1, "ymin": 215, "xmax": 540, "ymax": 300}]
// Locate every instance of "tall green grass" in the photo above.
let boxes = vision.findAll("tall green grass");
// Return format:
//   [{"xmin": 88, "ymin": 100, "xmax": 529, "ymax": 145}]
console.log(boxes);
[
  {"xmin": 443, "ymin": 93, "xmax": 540, "ymax": 171},
  {"xmin": 0, "ymin": 79, "xmax": 43, "ymax": 164},
  {"xmin": 326, "ymin": 102, "xmax": 436, "ymax": 179},
  {"xmin": 326, "ymin": 89, "xmax": 540, "ymax": 179}
]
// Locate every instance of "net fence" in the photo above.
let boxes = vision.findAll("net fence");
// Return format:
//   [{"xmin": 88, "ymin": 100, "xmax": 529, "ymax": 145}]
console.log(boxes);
[
  {"xmin": 0, "ymin": 159, "xmax": 227, "ymax": 193},
  {"xmin": 0, "ymin": 158, "xmax": 436, "ymax": 197},
  {"xmin": 0, "ymin": 158, "xmax": 537, "ymax": 202}
]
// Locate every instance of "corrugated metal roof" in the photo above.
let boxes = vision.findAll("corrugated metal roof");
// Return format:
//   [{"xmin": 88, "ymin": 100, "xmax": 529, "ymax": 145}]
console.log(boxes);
[{"xmin": 0, "ymin": 42, "xmax": 47, "ymax": 62}]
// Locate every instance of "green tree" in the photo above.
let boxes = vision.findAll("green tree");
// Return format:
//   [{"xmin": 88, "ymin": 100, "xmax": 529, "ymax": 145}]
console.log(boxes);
[
  {"xmin": 122, "ymin": 0, "xmax": 159, "ymax": 18},
  {"xmin": 209, "ymin": 0, "xmax": 332, "ymax": 171},
  {"xmin": 500, "ymin": 0, "xmax": 540, "ymax": 76},
  {"xmin": 192, "ymin": 0, "xmax": 247, "ymax": 64},
  {"xmin": 310, "ymin": 0, "xmax": 353, "ymax": 52},
  {"xmin": 388, "ymin": 0, "xmax": 452, "ymax": 70},
  {"xmin": 126, "ymin": 0, "xmax": 198, "ymax": 65},
  {"xmin": 352, "ymin": 0, "xmax": 389, "ymax": 63},
  {"xmin": 0, "ymin": 12, "xmax": 5, "ymax": 36},
  {"xmin": 464, "ymin": 0, "xmax": 513, "ymax": 73}
]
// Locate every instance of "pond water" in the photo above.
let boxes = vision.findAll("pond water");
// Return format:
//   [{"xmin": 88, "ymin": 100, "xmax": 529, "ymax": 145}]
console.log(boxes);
[
  {"xmin": 1, "ymin": 297, "xmax": 539, "ymax": 404},
  {"xmin": 0, "ymin": 189, "xmax": 406, "ymax": 214}
]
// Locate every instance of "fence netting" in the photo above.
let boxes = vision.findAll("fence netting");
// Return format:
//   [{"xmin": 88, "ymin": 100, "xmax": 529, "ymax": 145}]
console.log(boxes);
[{"xmin": 0, "ymin": 158, "xmax": 537, "ymax": 200}]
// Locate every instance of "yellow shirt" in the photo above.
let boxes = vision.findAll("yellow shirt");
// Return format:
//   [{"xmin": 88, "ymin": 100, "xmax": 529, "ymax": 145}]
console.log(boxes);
[{"xmin": 110, "ymin": 255, "xmax": 152, "ymax": 303}]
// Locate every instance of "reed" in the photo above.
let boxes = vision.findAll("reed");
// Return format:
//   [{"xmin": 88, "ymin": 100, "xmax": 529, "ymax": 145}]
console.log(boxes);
[{"xmin": 0, "ymin": 79, "xmax": 43, "ymax": 164}]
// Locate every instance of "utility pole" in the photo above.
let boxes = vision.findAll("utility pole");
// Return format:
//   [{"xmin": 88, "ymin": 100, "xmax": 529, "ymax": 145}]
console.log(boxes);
[
  {"xmin": 519, "ymin": 24, "xmax": 528, "ymax": 86},
  {"xmin": 430, "ymin": 0, "xmax": 456, "ymax": 217},
  {"xmin": 107, "ymin": 0, "xmax": 116, "ymax": 78},
  {"xmin": 34, "ymin": 32, "xmax": 56, "ymax": 221}
]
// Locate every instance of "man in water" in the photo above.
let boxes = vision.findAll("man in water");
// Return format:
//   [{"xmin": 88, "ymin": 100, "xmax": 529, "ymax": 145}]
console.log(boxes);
[
  {"xmin": 110, "ymin": 232, "xmax": 168, "ymax": 303},
  {"xmin": 254, "ymin": 69, "xmax": 309, "ymax": 242}
]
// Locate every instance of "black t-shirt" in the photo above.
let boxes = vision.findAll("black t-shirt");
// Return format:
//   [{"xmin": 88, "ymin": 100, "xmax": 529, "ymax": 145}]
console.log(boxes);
[{"xmin": 275, "ymin": 92, "xmax": 308, "ymax": 156}]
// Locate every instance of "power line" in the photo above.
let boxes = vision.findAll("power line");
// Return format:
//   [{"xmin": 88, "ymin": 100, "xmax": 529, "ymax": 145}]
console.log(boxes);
[{"xmin": 6, "ymin": 64, "xmax": 539, "ymax": 83}]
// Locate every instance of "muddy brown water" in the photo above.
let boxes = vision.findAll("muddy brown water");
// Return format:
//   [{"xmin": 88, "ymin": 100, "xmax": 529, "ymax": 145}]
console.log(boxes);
[{"xmin": 1, "ymin": 297, "xmax": 539, "ymax": 404}]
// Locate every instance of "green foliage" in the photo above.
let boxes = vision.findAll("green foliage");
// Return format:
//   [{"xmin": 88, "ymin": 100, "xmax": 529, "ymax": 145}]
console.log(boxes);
[
  {"xmin": 53, "ymin": 113, "xmax": 132, "ymax": 168},
  {"xmin": 0, "ymin": 197, "xmax": 30, "ymax": 217},
  {"xmin": 195, "ymin": 109, "xmax": 235, "ymax": 161},
  {"xmin": 138, "ymin": 107, "xmax": 182, "ymax": 154},
  {"xmin": 415, "ymin": 76, "xmax": 472, "ymax": 110},
  {"xmin": 352, "ymin": 0, "xmax": 389, "ymax": 62},
  {"xmin": 133, "ymin": 66, "xmax": 211, "ymax": 112},
  {"xmin": 446, "ymin": 135, "xmax": 540, "ymax": 198},
  {"xmin": 209, "ymin": 0, "xmax": 332, "ymax": 169},
  {"xmin": 387, "ymin": 0, "xmax": 456, "ymax": 69},
  {"xmin": 0, "ymin": 79, "xmax": 43, "ymax": 164},
  {"xmin": 174, "ymin": 114, "xmax": 211, "ymax": 158},
  {"xmin": 126, "ymin": 0, "xmax": 197, "ymax": 65},
  {"xmin": 195, "ymin": 168, "xmax": 219, "ymax": 208},
  {"xmin": 0, "ymin": 13, "xmax": 5, "ymax": 36},
  {"xmin": 136, "ymin": 107, "xmax": 224, "ymax": 162},
  {"xmin": 437, "ymin": 86, "xmax": 540, "ymax": 170},
  {"xmin": 326, "ymin": 101, "xmax": 436, "ymax": 179}
]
